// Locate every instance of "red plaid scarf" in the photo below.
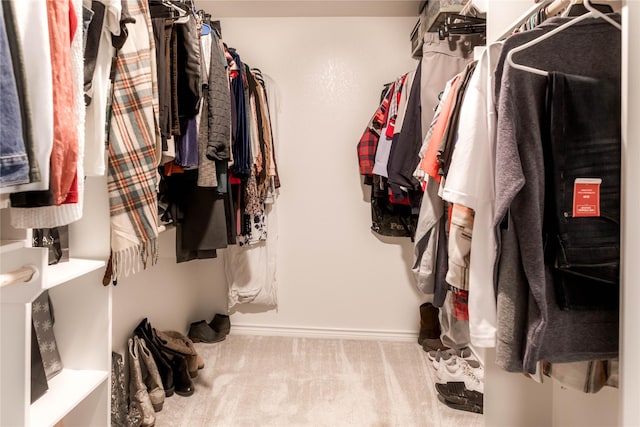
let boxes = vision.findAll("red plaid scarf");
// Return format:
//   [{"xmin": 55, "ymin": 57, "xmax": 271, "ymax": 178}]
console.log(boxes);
[{"xmin": 106, "ymin": 0, "xmax": 160, "ymax": 282}]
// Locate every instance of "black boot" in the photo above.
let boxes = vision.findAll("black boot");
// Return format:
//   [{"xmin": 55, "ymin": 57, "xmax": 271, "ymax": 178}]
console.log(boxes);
[
  {"xmin": 418, "ymin": 303, "xmax": 447, "ymax": 351},
  {"xmin": 171, "ymin": 355, "xmax": 195, "ymax": 397},
  {"xmin": 134, "ymin": 319, "xmax": 175, "ymax": 397},
  {"xmin": 208, "ymin": 314, "xmax": 231, "ymax": 335},
  {"xmin": 188, "ymin": 320, "xmax": 225, "ymax": 343}
]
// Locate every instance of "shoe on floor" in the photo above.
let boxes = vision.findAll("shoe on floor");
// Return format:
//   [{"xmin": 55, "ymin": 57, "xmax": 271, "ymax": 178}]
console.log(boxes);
[
  {"xmin": 430, "ymin": 347, "xmax": 472, "ymax": 360},
  {"xmin": 428, "ymin": 348, "xmax": 475, "ymax": 370},
  {"xmin": 418, "ymin": 303, "xmax": 441, "ymax": 346},
  {"xmin": 434, "ymin": 355, "xmax": 484, "ymax": 380},
  {"xmin": 436, "ymin": 381, "xmax": 483, "ymax": 407},
  {"xmin": 434, "ymin": 358, "xmax": 484, "ymax": 393},
  {"xmin": 421, "ymin": 337, "xmax": 449, "ymax": 352},
  {"xmin": 188, "ymin": 320, "xmax": 226, "ymax": 344},
  {"xmin": 437, "ymin": 393, "xmax": 483, "ymax": 414},
  {"xmin": 171, "ymin": 356, "xmax": 195, "ymax": 397},
  {"xmin": 208, "ymin": 314, "xmax": 231, "ymax": 335}
]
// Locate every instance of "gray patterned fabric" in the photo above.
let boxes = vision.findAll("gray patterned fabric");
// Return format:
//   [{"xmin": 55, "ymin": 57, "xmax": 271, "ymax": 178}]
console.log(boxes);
[
  {"xmin": 205, "ymin": 32, "xmax": 231, "ymax": 161},
  {"xmin": 32, "ymin": 291, "xmax": 62, "ymax": 380}
]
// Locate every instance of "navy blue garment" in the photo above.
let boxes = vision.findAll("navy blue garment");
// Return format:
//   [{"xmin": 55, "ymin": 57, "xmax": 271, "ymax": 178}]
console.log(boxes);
[
  {"xmin": 387, "ymin": 61, "xmax": 422, "ymax": 192},
  {"xmin": 229, "ymin": 49, "xmax": 251, "ymax": 176}
]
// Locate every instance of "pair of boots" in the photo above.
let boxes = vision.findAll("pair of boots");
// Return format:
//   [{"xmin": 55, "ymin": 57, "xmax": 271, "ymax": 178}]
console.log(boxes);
[
  {"xmin": 188, "ymin": 313, "xmax": 230, "ymax": 344},
  {"xmin": 128, "ymin": 336, "xmax": 164, "ymax": 427},
  {"xmin": 134, "ymin": 318, "xmax": 202, "ymax": 398},
  {"xmin": 419, "ymin": 302, "xmax": 447, "ymax": 352}
]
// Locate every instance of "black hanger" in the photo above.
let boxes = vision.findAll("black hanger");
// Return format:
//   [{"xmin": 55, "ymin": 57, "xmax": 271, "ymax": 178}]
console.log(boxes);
[{"xmin": 438, "ymin": 13, "xmax": 486, "ymax": 40}]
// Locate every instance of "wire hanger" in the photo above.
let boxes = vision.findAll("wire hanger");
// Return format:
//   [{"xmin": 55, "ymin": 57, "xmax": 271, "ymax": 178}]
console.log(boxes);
[{"xmin": 506, "ymin": 0, "xmax": 621, "ymax": 76}]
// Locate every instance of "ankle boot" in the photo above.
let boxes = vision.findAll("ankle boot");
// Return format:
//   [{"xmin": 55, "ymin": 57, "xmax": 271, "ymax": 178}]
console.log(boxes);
[
  {"xmin": 188, "ymin": 320, "xmax": 225, "ymax": 344},
  {"xmin": 134, "ymin": 319, "xmax": 174, "ymax": 397},
  {"xmin": 127, "ymin": 338, "xmax": 156, "ymax": 427},
  {"xmin": 208, "ymin": 314, "xmax": 231, "ymax": 335},
  {"xmin": 136, "ymin": 337, "xmax": 165, "ymax": 412},
  {"xmin": 418, "ymin": 303, "xmax": 447, "ymax": 351}
]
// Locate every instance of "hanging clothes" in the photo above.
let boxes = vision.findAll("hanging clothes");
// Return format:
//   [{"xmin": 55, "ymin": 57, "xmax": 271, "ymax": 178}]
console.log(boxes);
[
  {"xmin": 1, "ymin": 1, "xmax": 39, "ymax": 188},
  {"xmin": 0, "ymin": 3, "xmax": 28, "ymax": 187},
  {"xmin": 441, "ymin": 42, "xmax": 504, "ymax": 348},
  {"xmin": 204, "ymin": 31, "xmax": 231, "ymax": 164},
  {"xmin": 196, "ymin": 26, "xmax": 218, "ymax": 188},
  {"xmin": 229, "ymin": 49, "xmax": 252, "ymax": 177},
  {"xmin": 84, "ymin": 0, "xmax": 123, "ymax": 177},
  {"xmin": 165, "ymin": 169, "xmax": 229, "ymax": 263},
  {"xmin": 9, "ymin": 0, "xmax": 86, "ymax": 229},
  {"xmin": 225, "ymin": 67, "xmax": 281, "ymax": 310},
  {"xmin": 1, "ymin": 0, "xmax": 53, "ymax": 194},
  {"xmin": 493, "ymin": 15, "xmax": 620, "ymax": 374},
  {"xmin": 43, "ymin": 0, "xmax": 78, "ymax": 206},
  {"xmin": 225, "ymin": 202, "xmax": 279, "ymax": 310}
]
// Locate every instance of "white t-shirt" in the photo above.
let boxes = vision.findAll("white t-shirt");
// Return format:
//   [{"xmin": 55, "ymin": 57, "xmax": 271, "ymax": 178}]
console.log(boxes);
[
  {"xmin": 84, "ymin": 0, "xmax": 122, "ymax": 177},
  {"xmin": 441, "ymin": 42, "xmax": 503, "ymax": 348}
]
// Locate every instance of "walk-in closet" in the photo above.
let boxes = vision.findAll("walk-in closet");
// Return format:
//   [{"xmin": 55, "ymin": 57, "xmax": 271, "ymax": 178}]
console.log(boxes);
[{"xmin": 1, "ymin": 0, "xmax": 638, "ymax": 426}]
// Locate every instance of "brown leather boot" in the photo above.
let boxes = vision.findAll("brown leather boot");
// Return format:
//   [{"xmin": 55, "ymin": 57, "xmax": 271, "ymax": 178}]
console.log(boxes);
[
  {"xmin": 418, "ymin": 302, "xmax": 447, "ymax": 351},
  {"xmin": 155, "ymin": 330, "xmax": 200, "ymax": 378}
]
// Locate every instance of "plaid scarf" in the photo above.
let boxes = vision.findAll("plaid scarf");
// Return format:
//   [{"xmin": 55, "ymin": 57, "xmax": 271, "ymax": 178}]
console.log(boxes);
[{"xmin": 106, "ymin": 0, "xmax": 159, "ymax": 282}]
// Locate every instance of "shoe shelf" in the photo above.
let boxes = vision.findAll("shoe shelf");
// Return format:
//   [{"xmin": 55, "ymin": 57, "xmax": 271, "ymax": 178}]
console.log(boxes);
[
  {"xmin": 45, "ymin": 258, "xmax": 106, "ymax": 289},
  {"xmin": 29, "ymin": 369, "xmax": 109, "ymax": 427}
]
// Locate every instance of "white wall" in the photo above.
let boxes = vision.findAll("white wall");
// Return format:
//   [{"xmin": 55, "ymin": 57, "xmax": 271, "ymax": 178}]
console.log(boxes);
[
  {"xmin": 112, "ymin": 16, "xmax": 424, "ymax": 353},
  {"xmin": 208, "ymin": 16, "xmax": 422, "ymax": 334}
]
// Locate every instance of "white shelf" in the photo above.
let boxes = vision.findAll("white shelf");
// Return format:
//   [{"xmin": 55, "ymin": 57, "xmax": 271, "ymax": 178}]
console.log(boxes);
[
  {"xmin": 0, "ymin": 239, "xmax": 26, "ymax": 254},
  {"xmin": 29, "ymin": 368, "xmax": 108, "ymax": 427},
  {"xmin": 45, "ymin": 258, "xmax": 106, "ymax": 289}
]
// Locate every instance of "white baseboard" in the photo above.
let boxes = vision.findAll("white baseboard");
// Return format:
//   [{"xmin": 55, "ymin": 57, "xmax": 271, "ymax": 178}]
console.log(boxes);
[{"xmin": 229, "ymin": 324, "xmax": 419, "ymax": 342}]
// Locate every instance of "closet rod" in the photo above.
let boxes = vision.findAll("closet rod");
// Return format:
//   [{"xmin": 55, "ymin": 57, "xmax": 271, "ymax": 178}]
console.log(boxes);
[
  {"xmin": 546, "ymin": 0, "xmax": 572, "ymax": 17},
  {"xmin": 0, "ymin": 266, "xmax": 37, "ymax": 289},
  {"xmin": 497, "ymin": 0, "xmax": 554, "ymax": 40}
]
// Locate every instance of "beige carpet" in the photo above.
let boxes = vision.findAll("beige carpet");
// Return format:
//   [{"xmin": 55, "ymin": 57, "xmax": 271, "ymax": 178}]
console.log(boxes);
[{"xmin": 153, "ymin": 335, "xmax": 483, "ymax": 427}]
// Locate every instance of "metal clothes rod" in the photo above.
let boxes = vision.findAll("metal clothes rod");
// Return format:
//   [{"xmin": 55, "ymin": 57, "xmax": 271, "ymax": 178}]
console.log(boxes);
[
  {"xmin": 497, "ymin": 0, "xmax": 554, "ymax": 40},
  {"xmin": 0, "ymin": 266, "xmax": 37, "ymax": 289}
]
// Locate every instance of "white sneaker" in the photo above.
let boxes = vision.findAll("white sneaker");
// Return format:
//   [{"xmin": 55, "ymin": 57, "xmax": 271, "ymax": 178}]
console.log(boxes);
[
  {"xmin": 435, "ymin": 358, "xmax": 484, "ymax": 393},
  {"xmin": 429, "ymin": 351, "xmax": 481, "ymax": 377},
  {"xmin": 427, "ymin": 347, "xmax": 473, "ymax": 363},
  {"xmin": 433, "ymin": 355, "xmax": 482, "ymax": 376}
]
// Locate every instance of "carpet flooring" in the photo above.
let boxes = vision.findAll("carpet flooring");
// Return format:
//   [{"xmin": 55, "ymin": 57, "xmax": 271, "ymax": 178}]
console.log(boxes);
[{"xmin": 153, "ymin": 335, "xmax": 483, "ymax": 427}]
